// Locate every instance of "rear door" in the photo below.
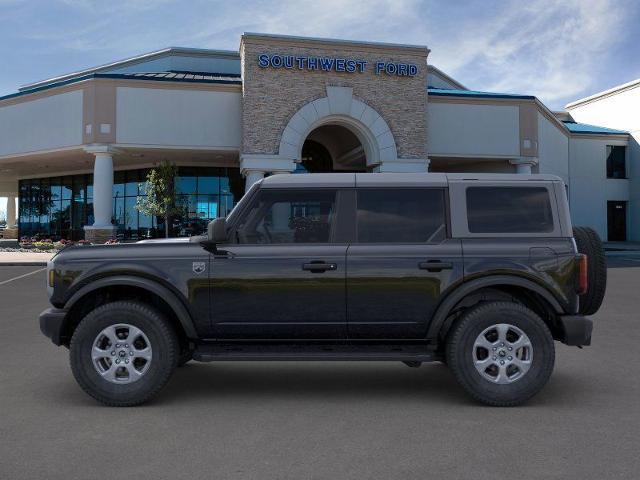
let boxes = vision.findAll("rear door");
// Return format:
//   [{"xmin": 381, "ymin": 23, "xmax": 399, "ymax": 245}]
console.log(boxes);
[{"xmin": 346, "ymin": 186, "xmax": 463, "ymax": 339}]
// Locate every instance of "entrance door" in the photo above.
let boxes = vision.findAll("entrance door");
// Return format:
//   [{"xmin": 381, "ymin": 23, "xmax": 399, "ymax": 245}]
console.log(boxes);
[
  {"xmin": 607, "ymin": 201, "xmax": 627, "ymax": 241},
  {"xmin": 346, "ymin": 187, "xmax": 464, "ymax": 339},
  {"xmin": 210, "ymin": 188, "xmax": 348, "ymax": 339}
]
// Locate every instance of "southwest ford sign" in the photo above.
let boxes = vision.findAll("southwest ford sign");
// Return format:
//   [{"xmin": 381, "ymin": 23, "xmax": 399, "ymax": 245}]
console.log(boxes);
[{"xmin": 257, "ymin": 54, "xmax": 418, "ymax": 77}]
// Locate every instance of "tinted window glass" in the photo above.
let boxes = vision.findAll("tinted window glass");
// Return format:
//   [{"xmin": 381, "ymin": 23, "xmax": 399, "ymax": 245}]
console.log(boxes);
[
  {"xmin": 237, "ymin": 190, "xmax": 336, "ymax": 244},
  {"xmin": 606, "ymin": 145, "xmax": 626, "ymax": 179},
  {"xmin": 356, "ymin": 189, "xmax": 446, "ymax": 243},
  {"xmin": 466, "ymin": 187, "xmax": 553, "ymax": 233}
]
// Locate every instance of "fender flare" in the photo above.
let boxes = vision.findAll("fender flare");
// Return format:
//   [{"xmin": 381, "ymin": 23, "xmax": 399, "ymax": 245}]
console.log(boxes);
[
  {"xmin": 426, "ymin": 275, "xmax": 565, "ymax": 341},
  {"xmin": 64, "ymin": 275, "xmax": 198, "ymax": 339}
]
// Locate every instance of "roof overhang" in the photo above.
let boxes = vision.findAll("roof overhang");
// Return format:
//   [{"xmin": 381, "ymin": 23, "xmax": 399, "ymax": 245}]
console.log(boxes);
[{"xmin": 19, "ymin": 47, "xmax": 240, "ymax": 93}]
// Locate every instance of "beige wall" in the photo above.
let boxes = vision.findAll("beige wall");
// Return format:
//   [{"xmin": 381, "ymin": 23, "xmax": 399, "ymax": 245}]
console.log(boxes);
[
  {"xmin": 240, "ymin": 35, "xmax": 429, "ymax": 159},
  {"xmin": 0, "ymin": 90, "xmax": 83, "ymax": 157},
  {"xmin": 115, "ymin": 86, "xmax": 242, "ymax": 148},
  {"xmin": 427, "ymin": 102, "xmax": 520, "ymax": 157}
]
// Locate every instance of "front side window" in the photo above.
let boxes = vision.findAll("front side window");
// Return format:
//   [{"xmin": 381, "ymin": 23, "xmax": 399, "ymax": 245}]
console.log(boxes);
[
  {"xmin": 236, "ymin": 189, "xmax": 337, "ymax": 244},
  {"xmin": 606, "ymin": 145, "xmax": 626, "ymax": 179},
  {"xmin": 356, "ymin": 189, "xmax": 446, "ymax": 243},
  {"xmin": 466, "ymin": 187, "xmax": 554, "ymax": 233}
]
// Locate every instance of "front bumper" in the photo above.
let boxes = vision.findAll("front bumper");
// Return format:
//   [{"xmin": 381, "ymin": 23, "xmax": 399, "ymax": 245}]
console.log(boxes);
[
  {"xmin": 558, "ymin": 315, "xmax": 593, "ymax": 346},
  {"xmin": 39, "ymin": 307, "xmax": 68, "ymax": 346}
]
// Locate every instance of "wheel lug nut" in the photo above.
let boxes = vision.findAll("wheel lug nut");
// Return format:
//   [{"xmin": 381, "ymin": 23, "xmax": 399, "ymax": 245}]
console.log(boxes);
[
  {"xmin": 116, "ymin": 344, "xmax": 120, "ymax": 348},
  {"xmin": 508, "ymin": 356, "xmax": 513, "ymax": 360},
  {"xmin": 500, "ymin": 360, "xmax": 505, "ymax": 365},
  {"xmin": 115, "ymin": 359, "xmax": 120, "ymax": 364},
  {"xmin": 125, "ymin": 359, "xmax": 129, "ymax": 364},
  {"xmin": 508, "ymin": 347, "xmax": 513, "ymax": 351},
  {"xmin": 492, "ymin": 347, "xmax": 497, "ymax": 351},
  {"xmin": 492, "ymin": 356, "xmax": 497, "ymax": 361},
  {"xmin": 500, "ymin": 343, "xmax": 505, "ymax": 347},
  {"xmin": 111, "ymin": 351, "xmax": 115, "ymax": 356},
  {"xmin": 125, "ymin": 344, "xmax": 129, "ymax": 348},
  {"xmin": 129, "ymin": 351, "xmax": 134, "ymax": 356}
]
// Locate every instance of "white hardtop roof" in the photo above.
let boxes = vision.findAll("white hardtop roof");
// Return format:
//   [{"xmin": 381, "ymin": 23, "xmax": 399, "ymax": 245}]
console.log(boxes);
[{"xmin": 260, "ymin": 172, "xmax": 563, "ymax": 188}]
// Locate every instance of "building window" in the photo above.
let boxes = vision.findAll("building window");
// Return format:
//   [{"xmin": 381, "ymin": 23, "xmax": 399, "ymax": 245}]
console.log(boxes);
[
  {"xmin": 606, "ymin": 146, "xmax": 626, "ymax": 179},
  {"xmin": 18, "ymin": 166, "xmax": 242, "ymax": 241}
]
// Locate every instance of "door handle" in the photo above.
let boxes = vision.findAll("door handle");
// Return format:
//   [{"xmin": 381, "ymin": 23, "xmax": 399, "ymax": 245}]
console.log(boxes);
[
  {"xmin": 302, "ymin": 262, "xmax": 337, "ymax": 273},
  {"xmin": 418, "ymin": 261, "xmax": 453, "ymax": 272}
]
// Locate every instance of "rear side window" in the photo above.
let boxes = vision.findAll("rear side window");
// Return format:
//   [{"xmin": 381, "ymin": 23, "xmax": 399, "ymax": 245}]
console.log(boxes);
[
  {"xmin": 356, "ymin": 189, "xmax": 446, "ymax": 243},
  {"xmin": 466, "ymin": 187, "xmax": 553, "ymax": 233}
]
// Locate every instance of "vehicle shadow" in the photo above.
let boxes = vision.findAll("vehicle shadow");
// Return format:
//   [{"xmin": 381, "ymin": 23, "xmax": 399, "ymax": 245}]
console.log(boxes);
[
  {"xmin": 153, "ymin": 361, "xmax": 575, "ymax": 407},
  {"xmin": 158, "ymin": 361, "xmax": 468, "ymax": 404}
]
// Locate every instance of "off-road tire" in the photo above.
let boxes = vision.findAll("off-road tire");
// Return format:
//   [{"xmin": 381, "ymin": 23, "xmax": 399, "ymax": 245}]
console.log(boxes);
[
  {"xmin": 573, "ymin": 226, "xmax": 607, "ymax": 315},
  {"xmin": 446, "ymin": 301, "xmax": 555, "ymax": 407},
  {"xmin": 70, "ymin": 301, "xmax": 178, "ymax": 407}
]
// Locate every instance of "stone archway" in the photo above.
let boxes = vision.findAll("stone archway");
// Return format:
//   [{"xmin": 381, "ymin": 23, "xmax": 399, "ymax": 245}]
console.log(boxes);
[{"xmin": 278, "ymin": 86, "xmax": 398, "ymax": 169}]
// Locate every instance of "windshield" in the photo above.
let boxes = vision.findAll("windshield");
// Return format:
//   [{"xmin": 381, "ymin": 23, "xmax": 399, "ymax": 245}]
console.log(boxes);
[{"xmin": 225, "ymin": 181, "xmax": 259, "ymax": 224}]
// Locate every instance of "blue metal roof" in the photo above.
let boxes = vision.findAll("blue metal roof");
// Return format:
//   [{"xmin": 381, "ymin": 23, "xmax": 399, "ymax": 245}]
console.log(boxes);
[
  {"xmin": 562, "ymin": 121, "xmax": 628, "ymax": 135},
  {"xmin": 428, "ymin": 87, "xmax": 535, "ymax": 100},
  {"xmin": 0, "ymin": 71, "xmax": 242, "ymax": 102}
]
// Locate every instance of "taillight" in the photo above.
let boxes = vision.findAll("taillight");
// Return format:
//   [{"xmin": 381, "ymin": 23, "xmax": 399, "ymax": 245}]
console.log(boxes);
[{"xmin": 577, "ymin": 254, "xmax": 588, "ymax": 295}]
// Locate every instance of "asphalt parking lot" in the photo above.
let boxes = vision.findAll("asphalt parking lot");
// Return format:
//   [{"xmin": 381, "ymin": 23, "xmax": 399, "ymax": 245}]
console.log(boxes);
[{"xmin": 1, "ymin": 259, "xmax": 640, "ymax": 479}]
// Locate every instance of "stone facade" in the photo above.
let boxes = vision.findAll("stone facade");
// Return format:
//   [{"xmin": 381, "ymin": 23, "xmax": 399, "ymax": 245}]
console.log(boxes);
[{"xmin": 240, "ymin": 34, "xmax": 429, "ymax": 161}]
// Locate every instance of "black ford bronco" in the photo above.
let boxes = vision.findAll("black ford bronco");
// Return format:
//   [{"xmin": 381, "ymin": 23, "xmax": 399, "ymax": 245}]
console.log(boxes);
[{"xmin": 39, "ymin": 173, "xmax": 606, "ymax": 406}]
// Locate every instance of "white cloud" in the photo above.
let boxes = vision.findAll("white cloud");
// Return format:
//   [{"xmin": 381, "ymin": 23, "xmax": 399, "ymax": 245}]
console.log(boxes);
[{"xmin": 426, "ymin": 0, "xmax": 628, "ymax": 107}]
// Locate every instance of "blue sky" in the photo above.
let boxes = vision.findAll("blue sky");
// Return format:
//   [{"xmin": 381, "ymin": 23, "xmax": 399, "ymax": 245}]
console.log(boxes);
[
  {"xmin": 1, "ymin": 0, "xmax": 639, "ymax": 109},
  {"xmin": 1, "ymin": 0, "xmax": 640, "ymax": 215}
]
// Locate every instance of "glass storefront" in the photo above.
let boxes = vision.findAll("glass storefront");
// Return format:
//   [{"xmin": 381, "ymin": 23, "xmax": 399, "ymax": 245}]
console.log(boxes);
[{"xmin": 18, "ymin": 166, "xmax": 243, "ymax": 241}]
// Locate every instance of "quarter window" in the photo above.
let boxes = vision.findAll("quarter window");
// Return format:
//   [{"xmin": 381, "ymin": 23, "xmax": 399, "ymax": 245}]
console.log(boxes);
[
  {"xmin": 356, "ymin": 189, "xmax": 446, "ymax": 243},
  {"xmin": 606, "ymin": 146, "xmax": 626, "ymax": 179},
  {"xmin": 466, "ymin": 187, "xmax": 554, "ymax": 233},
  {"xmin": 236, "ymin": 190, "xmax": 337, "ymax": 244}
]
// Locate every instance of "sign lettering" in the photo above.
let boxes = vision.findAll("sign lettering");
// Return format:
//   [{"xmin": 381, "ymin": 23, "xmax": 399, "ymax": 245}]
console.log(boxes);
[{"xmin": 257, "ymin": 54, "xmax": 417, "ymax": 77}]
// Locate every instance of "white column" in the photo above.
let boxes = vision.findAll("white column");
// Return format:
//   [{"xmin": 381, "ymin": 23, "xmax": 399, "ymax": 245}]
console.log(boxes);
[
  {"xmin": 270, "ymin": 171, "xmax": 291, "ymax": 231},
  {"xmin": 244, "ymin": 170, "xmax": 265, "ymax": 192},
  {"xmin": 91, "ymin": 152, "xmax": 115, "ymax": 227},
  {"xmin": 510, "ymin": 157, "xmax": 538, "ymax": 175},
  {"xmin": 83, "ymin": 146, "xmax": 118, "ymax": 242},
  {"xmin": 6, "ymin": 195, "xmax": 16, "ymax": 229}
]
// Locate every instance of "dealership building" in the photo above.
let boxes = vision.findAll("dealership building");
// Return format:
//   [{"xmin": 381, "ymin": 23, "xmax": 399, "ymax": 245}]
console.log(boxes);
[{"xmin": 0, "ymin": 33, "xmax": 636, "ymax": 242}]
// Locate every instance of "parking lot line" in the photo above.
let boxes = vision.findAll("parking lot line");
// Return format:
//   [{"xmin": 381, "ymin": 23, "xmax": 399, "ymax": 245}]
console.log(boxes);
[{"xmin": 0, "ymin": 267, "xmax": 46, "ymax": 287}]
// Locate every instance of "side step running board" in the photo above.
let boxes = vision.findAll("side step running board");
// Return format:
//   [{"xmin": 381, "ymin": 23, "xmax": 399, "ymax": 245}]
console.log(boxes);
[{"xmin": 193, "ymin": 343, "xmax": 436, "ymax": 362}]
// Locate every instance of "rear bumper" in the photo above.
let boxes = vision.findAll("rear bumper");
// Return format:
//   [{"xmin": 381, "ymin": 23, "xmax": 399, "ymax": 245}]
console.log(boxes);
[
  {"xmin": 39, "ymin": 307, "xmax": 68, "ymax": 346},
  {"xmin": 558, "ymin": 315, "xmax": 593, "ymax": 346}
]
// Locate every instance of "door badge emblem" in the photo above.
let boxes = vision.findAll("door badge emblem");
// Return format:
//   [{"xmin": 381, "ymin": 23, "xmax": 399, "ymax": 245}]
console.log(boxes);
[{"xmin": 192, "ymin": 262, "xmax": 206, "ymax": 274}]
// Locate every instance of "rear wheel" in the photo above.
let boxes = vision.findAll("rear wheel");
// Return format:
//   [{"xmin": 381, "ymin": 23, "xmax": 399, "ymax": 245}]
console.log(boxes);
[
  {"xmin": 573, "ymin": 226, "xmax": 607, "ymax": 315},
  {"xmin": 446, "ymin": 301, "xmax": 555, "ymax": 406},
  {"xmin": 70, "ymin": 301, "xmax": 178, "ymax": 406}
]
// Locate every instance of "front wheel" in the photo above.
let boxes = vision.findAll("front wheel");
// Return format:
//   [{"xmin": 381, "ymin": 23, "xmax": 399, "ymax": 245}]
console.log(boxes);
[
  {"xmin": 446, "ymin": 301, "xmax": 555, "ymax": 407},
  {"xmin": 70, "ymin": 301, "xmax": 178, "ymax": 407}
]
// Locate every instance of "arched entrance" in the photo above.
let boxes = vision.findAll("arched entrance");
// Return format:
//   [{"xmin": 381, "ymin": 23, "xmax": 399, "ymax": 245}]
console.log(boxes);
[
  {"xmin": 278, "ymin": 86, "xmax": 399, "ymax": 172},
  {"xmin": 299, "ymin": 124, "xmax": 367, "ymax": 173}
]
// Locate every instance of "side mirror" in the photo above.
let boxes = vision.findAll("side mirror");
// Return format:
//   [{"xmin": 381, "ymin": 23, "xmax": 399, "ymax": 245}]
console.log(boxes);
[{"xmin": 207, "ymin": 217, "xmax": 227, "ymax": 243}]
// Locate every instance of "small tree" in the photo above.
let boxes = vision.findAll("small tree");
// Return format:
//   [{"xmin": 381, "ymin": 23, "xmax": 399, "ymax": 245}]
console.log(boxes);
[{"xmin": 136, "ymin": 161, "xmax": 181, "ymax": 238}]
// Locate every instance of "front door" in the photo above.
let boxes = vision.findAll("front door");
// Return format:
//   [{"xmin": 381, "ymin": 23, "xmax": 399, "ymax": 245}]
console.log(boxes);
[
  {"xmin": 607, "ymin": 201, "xmax": 627, "ymax": 241},
  {"xmin": 346, "ymin": 188, "xmax": 464, "ymax": 339},
  {"xmin": 210, "ymin": 188, "xmax": 348, "ymax": 339}
]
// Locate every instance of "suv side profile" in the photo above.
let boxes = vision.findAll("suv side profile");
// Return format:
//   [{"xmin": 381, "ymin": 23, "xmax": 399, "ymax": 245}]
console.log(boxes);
[{"xmin": 39, "ymin": 173, "xmax": 605, "ymax": 407}]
